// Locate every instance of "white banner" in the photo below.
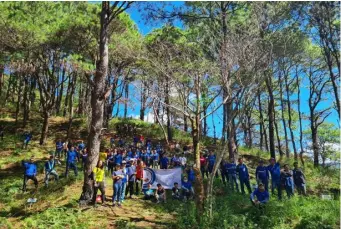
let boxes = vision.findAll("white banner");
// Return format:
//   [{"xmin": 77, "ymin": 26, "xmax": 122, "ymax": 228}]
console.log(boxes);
[{"xmin": 143, "ymin": 167, "xmax": 182, "ymax": 189}]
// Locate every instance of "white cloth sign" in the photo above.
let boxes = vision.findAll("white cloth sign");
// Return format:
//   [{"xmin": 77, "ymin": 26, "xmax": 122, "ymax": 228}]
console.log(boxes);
[{"xmin": 143, "ymin": 167, "xmax": 182, "ymax": 189}]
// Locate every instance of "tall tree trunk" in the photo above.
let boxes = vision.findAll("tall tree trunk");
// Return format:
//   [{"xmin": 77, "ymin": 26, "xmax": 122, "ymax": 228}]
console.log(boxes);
[
  {"xmin": 63, "ymin": 76, "xmax": 71, "ymax": 117},
  {"xmin": 0, "ymin": 64, "xmax": 4, "ymax": 97},
  {"xmin": 265, "ymin": 77, "xmax": 276, "ymax": 158},
  {"xmin": 274, "ymin": 109, "xmax": 284, "ymax": 157},
  {"xmin": 165, "ymin": 79, "xmax": 172, "ymax": 141},
  {"xmin": 67, "ymin": 74, "xmax": 77, "ymax": 139},
  {"xmin": 82, "ymin": 2, "xmax": 110, "ymax": 202},
  {"xmin": 40, "ymin": 111, "xmax": 50, "ymax": 145},
  {"xmin": 23, "ymin": 77, "xmax": 30, "ymax": 128},
  {"xmin": 4, "ymin": 71, "xmax": 13, "ymax": 105},
  {"xmin": 124, "ymin": 82, "xmax": 128, "ymax": 118},
  {"xmin": 284, "ymin": 71, "xmax": 297, "ymax": 160},
  {"xmin": 311, "ymin": 122, "xmax": 319, "ymax": 167},
  {"xmin": 56, "ymin": 66, "xmax": 66, "ymax": 114},
  {"xmin": 15, "ymin": 75, "xmax": 23, "ymax": 127},
  {"xmin": 296, "ymin": 72, "xmax": 304, "ymax": 165},
  {"xmin": 279, "ymin": 72, "xmax": 290, "ymax": 157},
  {"xmin": 78, "ymin": 80, "xmax": 84, "ymax": 115}
]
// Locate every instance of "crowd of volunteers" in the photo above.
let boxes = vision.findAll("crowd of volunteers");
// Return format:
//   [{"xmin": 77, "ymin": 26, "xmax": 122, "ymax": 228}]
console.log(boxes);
[{"xmin": 19, "ymin": 130, "xmax": 307, "ymax": 208}]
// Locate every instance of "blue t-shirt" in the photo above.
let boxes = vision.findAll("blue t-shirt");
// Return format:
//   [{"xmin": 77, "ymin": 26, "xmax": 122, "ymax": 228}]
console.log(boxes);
[
  {"xmin": 182, "ymin": 181, "xmax": 192, "ymax": 190},
  {"xmin": 23, "ymin": 162, "xmax": 37, "ymax": 176},
  {"xmin": 127, "ymin": 165, "xmax": 136, "ymax": 182},
  {"xmin": 267, "ymin": 163, "xmax": 281, "ymax": 181},
  {"xmin": 122, "ymin": 167, "xmax": 128, "ymax": 183},
  {"xmin": 160, "ymin": 157, "xmax": 169, "ymax": 168},
  {"xmin": 45, "ymin": 160, "xmax": 56, "ymax": 172},
  {"xmin": 78, "ymin": 143, "xmax": 85, "ymax": 150},
  {"xmin": 256, "ymin": 166, "xmax": 269, "ymax": 181},
  {"xmin": 250, "ymin": 189, "xmax": 269, "ymax": 203},
  {"xmin": 115, "ymin": 154, "xmax": 123, "ymax": 165},
  {"xmin": 153, "ymin": 152, "xmax": 159, "ymax": 161},
  {"xmin": 187, "ymin": 169, "xmax": 195, "ymax": 182},
  {"xmin": 56, "ymin": 142, "xmax": 63, "ymax": 151},
  {"xmin": 225, "ymin": 163, "xmax": 237, "ymax": 175},
  {"xmin": 67, "ymin": 150, "xmax": 77, "ymax": 164},
  {"xmin": 127, "ymin": 151, "xmax": 133, "ymax": 157},
  {"xmin": 113, "ymin": 170, "xmax": 124, "ymax": 185},
  {"xmin": 237, "ymin": 164, "xmax": 249, "ymax": 180},
  {"xmin": 207, "ymin": 155, "xmax": 216, "ymax": 167}
]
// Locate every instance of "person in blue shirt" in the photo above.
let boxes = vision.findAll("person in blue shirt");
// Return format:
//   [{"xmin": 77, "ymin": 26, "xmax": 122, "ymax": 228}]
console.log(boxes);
[
  {"xmin": 133, "ymin": 136, "xmax": 139, "ymax": 147},
  {"xmin": 145, "ymin": 150, "xmax": 152, "ymax": 167},
  {"xmin": 112, "ymin": 163, "xmax": 124, "ymax": 207},
  {"xmin": 207, "ymin": 151, "xmax": 218, "ymax": 178},
  {"xmin": 143, "ymin": 183, "xmax": 155, "ymax": 200},
  {"xmin": 160, "ymin": 154, "xmax": 169, "ymax": 169},
  {"xmin": 267, "ymin": 157, "xmax": 282, "ymax": 200},
  {"xmin": 127, "ymin": 148, "xmax": 133, "ymax": 158},
  {"xmin": 181, "ymin": 177, "xmax": 194, "ymax": 200},
  {"xmin": 65, "ymin": 146, "xmax": 78, "ymax": 178},
  {"xmin": 78, "ymin": 140, "xmax": 85, "ymax": 152},
  {"xmin": 44, "ymin": 156, "xmax": 59, "ymax": 187},
  {"xmin": 250, "ymin": 183, "xmax": 269, "ymax": 208},
  {"xmin": 115, "ymin": 152, "xmax": 123, "ymax": 165},
  {"xmin": 22, "ymin": 156, "xmax": 38, "ymax": 192},
  {"xmin": 126, "ymin": 159, "xmax": 136, "ymax": 198},
  {"xmin": 146, "ymin": 139, "xmax": 152, "ymax": 150},
  {"xmin": 120, "ymin": 161, "xmax": 128, "ymax": 202},
  {"xmin": 107, "ymin": 151, "xmax": 115, "ymax": 176},
  {"xmin": 256, "ymin": 160, "xmax": 270, "ymax": 191},
  {"xmin": 110, "ymin": 137, "xmax": 115, "ymax": 148},
  {"xmin": 55, "ymin": 139, "xmax": 63, "ymax": 159},
  {"xmin": 281, "ymin": 164, "xmax": 294, "ymax": 199},
  {"xmin": 22, "ymin": 132, "xmax": 33, "ymax": 149},
  {"xmin": 80, "ymin": 148, "xmax": 88, "ymax": 171},
  {"xmin": 236, "ymin": 158, "xmax": 251, "ymax": 194},
  {"xmin": 118, "ymin": 138, "xmax": 124, "ymax": 147},
  {"xmin": 156, "ymin": 142, "xmax": 162, "ymax": 153},
  {"xmin": 187, "ymin": 165, "xmax": 195, "ymax": 183},
  {"xmin": 225, "ymin": 158, "xmax": 239, "ymax": 192}
]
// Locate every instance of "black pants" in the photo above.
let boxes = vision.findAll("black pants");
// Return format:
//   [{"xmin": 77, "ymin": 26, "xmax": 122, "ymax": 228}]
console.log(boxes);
[
  {"xmin": 93, "ymin": 182, "xmax": 105, "ymax": 204},
  {"xmin": 221, "ymin": 171, "xmax": 229, "ymax": 185},
  {"xmin": 23, "ymin": 175, "xmax": 38, "ymax": 192},
  {"xmin": 126, "ymin": 181, "xmax": 135, "ymax": 197},
  {"xmin": 135, "ymin": 178, "xmax": 143, "ymax": 195},
  {"xmin": 201, "ymin": 166, "xmax": 209, "ymax": 178}
]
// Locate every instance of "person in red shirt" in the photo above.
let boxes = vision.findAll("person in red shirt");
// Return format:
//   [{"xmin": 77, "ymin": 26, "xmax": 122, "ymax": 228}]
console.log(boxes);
[
  {"xmin": 135, "ymin": 160, "xmax": 145, "ymax": 195},
  {"xmin": 200, "ymin": 152, "xmax": 208, "ymax": 178}
]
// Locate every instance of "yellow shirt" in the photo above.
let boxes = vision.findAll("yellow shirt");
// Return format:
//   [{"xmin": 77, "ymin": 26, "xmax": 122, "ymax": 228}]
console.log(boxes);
[
  {"xmin": 99, "ymin": 152, "xmax": 107, "ymax": 162},
  {"xmin": 93, "ymin": 167, "xmax": 105, "ymax": 182}
]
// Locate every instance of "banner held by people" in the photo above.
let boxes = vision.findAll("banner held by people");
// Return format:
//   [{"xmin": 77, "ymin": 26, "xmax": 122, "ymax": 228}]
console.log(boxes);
[{"xmin": 143, "ymin": 167, "xmax": 182, "ymax": 189}]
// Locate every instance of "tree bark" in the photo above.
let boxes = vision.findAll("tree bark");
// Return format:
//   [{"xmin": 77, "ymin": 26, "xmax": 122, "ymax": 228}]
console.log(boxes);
[
  {"xmin": 63, "ymin": 75, "xmax": 71, "ymax": 117},
  {"xmin": 296, "ymin": 71, "xmax": 304, "ymax": 165},
  {"xmin": 124, "ymin": 82, "xmax": 128, "ymax": 118},
  {"xmin": 265, "ymin": 77, "xmax": 276, "ymax": 158},
  {"xmin": 40, "ymin": 111, "xmax": 50, "ymax": 145},
  {"xmin": 279, "ymin": 72, "xmax": 290, "ymax": 157},
  {"xmin": 67, "ymin": 74, "xmax": 77, "ymax": 139},
  {"xmin": 56, "ymin": 66, "xmax": 66, "ymax": 115},
  {"xmin": 15, "ymin": 75, "xmax": 23, "ymax": 127}
]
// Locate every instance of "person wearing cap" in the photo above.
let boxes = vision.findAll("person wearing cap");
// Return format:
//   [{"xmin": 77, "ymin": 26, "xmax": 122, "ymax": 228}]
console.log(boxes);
[
  {"xmin": 112, "ymin": 163, "xmax": 124, "ymax": 207},
  {"xmin": 281, "ymin": 164, "xmax": 294, "ymax": 198},
  {"xmin": 44, "ymin": 156, "xmax": 59, "ymax": 187},
  {"xmin": 236, "ymin": 158, "xmax": 252, "ymax": 194},
  {"xmin": 120, "ymin": 161, "xmax": 128, "ymax": 202},
  {"xmin": 22, "ymin": 156, "xmax": 38, "ymax": 192},
  {"xmin": 225, "ymin": 158, "xmax": 239, "ymax": 192},
  {"xmin": 250, "ymin": 183, "xmax": 269, "ymax": 208},
  {"xmin": 256, "ymin": 160, "xmax": 270, "ymax": 191},
  {"xmin": 65, "ymin": 146, "xmax": 78, "ymax": 178},
  {"xmin": 267, "ymin": 157, "xmax": 282, "ymax": 200},
  {"xmin": 126, "ymin": 159, "xmax": 137, "ymax": 198},
  {"xmin": 93, "ymin": 160, "xmax": 106, "ymax": 205},
  {"xmin": 293, "ymin": 162, "xmax": 306, "ymax": 195}
]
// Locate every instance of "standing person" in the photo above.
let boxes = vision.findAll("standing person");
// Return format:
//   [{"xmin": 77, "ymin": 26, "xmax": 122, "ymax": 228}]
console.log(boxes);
[
  {"xmin": 78, "ymin": 140, "xmax": 85, "ymax": 153},
  {"xmin": 207, "ymin": 151, "xmax": 218, "ymax": 178},
  {"xmin": 110, "ymin": 136, "xmax": 115, "ymax": 148},
  {"xmin": 155, "ymin": 183, "xmax": 166, "ymax": 203},
  {"xmin": 160, "ymin": 154, "xmax": 169, "ymax": 169},
  {"xmin": 226, "ymin": 158, "xmax": 239, "ymax": 192},
  {"xmin": 120, "ymin": 161, "xmax": 128, "ymax": 202},
  {"xmin": 250, "ymin": 183, "xmax": 269, "ymax": 208},
  {"xmin": 152, "ymin": 150, "xmax": 160, "ymax": 169},
  {"xmin": 179, "ymin": 153, "xmax": 187, "ymax": 169},
  {"xmin": 187, "ymin": 165, "xmax": 195, "ymax": 183},
  {"xmin": 44, "ymin": 156, "xmax": 59, "ymax": 187},
  {"xmin": 255, "ymin": 160, "xmax": 270, "ymax": 191},
  {"xmin": 135, "ymin": 160, "xmax": 144, "ymax": 195},
  {"xmin": 281, "ymin": 164, "xmax": 294, "ymax": 198},
  {"xmin": 80, "ymin": 148, "xmax": 88, "ymax": 171},
  {"xmin": 293, "ymin": 162, "xmax": 307, "ymax": 195},
  {"xmin": 200, "ymin": 153, "xmax": 208, "ymax": 178},
  {"xmin": 112, "ymin": 163, "xmax": 124, "ymax": 207},
  {"xmin": 22, "ymin": 132, "xmax": 33, "ymax": 149},
  {"xmin": 107, "ymin": 151, "xmax": 115, "ymax": 176},
  {"xmin": 65, "ymin": 146, "xmax": 78, "ymax": 178},
  {"xmin": 22, "ymin": 156, "xmax": 38, "ymax": 192},
  {"xmin": 267, "ymin": 158, "xmax": 282, "ymax": 200},
  {"xmin": 126, "ymin": 159, "xmax": 136, "ymax": 198},
  {"xmin": 93, "ymin": 160, "xmax": 106, "ymax": 205},
  {"xmin": 220, "ymin": 159, "xmax": 228, "ymax": 186},
  {"xmin": 55, "ymin": 139, "xmax": 63, "ymax": 159},
  {"xmin": 114, "ymin": 151, "xmax": 123, "ymax": 166},
  {"xmin": 236, "ymin": 158, "xmax": 252, "ymax": 194}
]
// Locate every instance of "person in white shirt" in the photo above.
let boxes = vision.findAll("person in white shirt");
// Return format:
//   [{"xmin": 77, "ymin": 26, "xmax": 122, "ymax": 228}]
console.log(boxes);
[{"xmin": 179, "ymin": 153, "xmax": 187, "ymax": 168}]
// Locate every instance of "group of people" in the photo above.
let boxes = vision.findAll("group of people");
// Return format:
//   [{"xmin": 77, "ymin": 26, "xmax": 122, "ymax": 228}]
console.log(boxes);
[{"xmin": 21, "ymin": 132, "xmax": 307, "ymax": 209}]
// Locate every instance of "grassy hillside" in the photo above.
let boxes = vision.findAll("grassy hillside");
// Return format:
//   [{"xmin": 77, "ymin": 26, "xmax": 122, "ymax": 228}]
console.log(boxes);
[{"xmin": 0, "ymin": 112, "xmax": 339, "ymax": 229}]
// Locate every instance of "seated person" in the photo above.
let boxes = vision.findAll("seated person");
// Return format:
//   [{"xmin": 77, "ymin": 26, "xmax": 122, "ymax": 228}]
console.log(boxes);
[
  {"xmin": 143, "ymin": 183, "xmax": 155, "ymax": 200},
  {"xmin": 172, "ymin": 182, "xmax": 181, "ymax": 200},
  {"xmin": 155, "ymin": 183, "xmax": 166, "ymax": 203},
  {"xmin": 250, "ymin": 183, "xmax": 269, "ymax": 208},
  {"xmin": 181, "ymin": 177, "xmax": 194, "ymax": 200}
]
